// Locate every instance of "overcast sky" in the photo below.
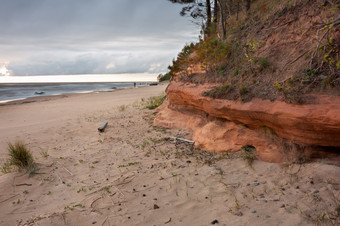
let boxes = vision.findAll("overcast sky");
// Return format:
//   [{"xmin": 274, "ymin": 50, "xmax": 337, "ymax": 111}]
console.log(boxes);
[{"xmin": 0, "ymin": 0, "xmax": 198, "ymax": 76}]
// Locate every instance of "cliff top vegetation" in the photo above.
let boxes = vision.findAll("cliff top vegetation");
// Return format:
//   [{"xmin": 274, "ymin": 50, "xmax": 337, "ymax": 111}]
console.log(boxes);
[{"xmin": 168, "ymin": 0, "xmax": 340, "ymax": 103}]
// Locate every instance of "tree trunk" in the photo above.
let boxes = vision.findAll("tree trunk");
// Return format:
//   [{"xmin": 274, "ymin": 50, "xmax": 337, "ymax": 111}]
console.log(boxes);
[
  {"xmin": 246, "ymin": 0, "xmax": 251, "ymax": 12},
  {"xmin": 236, "ymin": 1, "xmax": 239, "ymax": 21},
  {"xmin": 213, "ymin": 0, "xmax": 218, "ymax": 23},
  {"xmin": 217, "ymin": 0, "xmax": 226, "ymax": 39},
  {"xmin": 205, "ymin": 0, "xmax": 212, "ymax": 35}
]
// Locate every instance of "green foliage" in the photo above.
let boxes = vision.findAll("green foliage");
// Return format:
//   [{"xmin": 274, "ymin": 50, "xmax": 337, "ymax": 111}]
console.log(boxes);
[
  {"xmin": 143, "ymin": 94, "xmax": 166, "ymax": 110},
  {"xmin": 238, "ymin": 83, "xmax": 248, "ymax": 96},
  {"xmin": 157, "ymin": 73, "xmax": 172, "ymax": 82},
  {"xmin": 118, "ymin": 162, "xmax": 140, "ymax": 168},
  {"xmin": 196, "ymin": 37, "xmax": 231, "ymax": 72},
  {"xmin": 7, "ymin": 141, "xmax": 35, "ymax": 172},
  {"xmin": 303, "ymin": 68, "xmax": 318, "ymax": 78},
  {"xmin": 274, "ymin": 82, "xmax": 283, "ymax": 91},
  {"xmin": 203, "ymin": 83, "xmax": 233, "ymax": 98},
  {"xmin": 233, "ymin": 69, "xmax": 240, "ymax": 76},
  {"xmin": 168, "ymin": 43, "xmax": 196, "ymax": 76},
  {"xmin": 244, "ymin": 39, "xmax": 261, "ymax": 62},
  {"xmin": 253, "ymin": 57, "xmax": 270, "ymax": 71}
]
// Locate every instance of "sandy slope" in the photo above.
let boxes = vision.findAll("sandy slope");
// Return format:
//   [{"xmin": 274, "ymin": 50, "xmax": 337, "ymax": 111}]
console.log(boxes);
[{"xmin": 0, "ymin": 84, "xmax": 339, "ymax": 226}]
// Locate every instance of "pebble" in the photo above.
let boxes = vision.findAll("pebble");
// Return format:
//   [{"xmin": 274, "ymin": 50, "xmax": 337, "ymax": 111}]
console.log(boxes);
[
  {"xmin": 254, "ymin": 182, "xmax": 260, "ymax": 186},
  {"xmin": 280, "ymin": 204, "xmax": 285, "ymax": 208},
  {"xmin": 142, "ymin": 194, "xmax": 146, "ymax": 197},
  {"xmin": 92, "ymin": 221, "xmax": 97, "ymax": 224},
  {"xmin": 251, "ymin": 210, "xmax": 257, "ymax": 213},
  {"xmin": 234, "ymin": 211, "xmax": 243, "ymax": 216},
  {"xmin": 153, "ymin": 204, "xmax": 160, "ymax": 209},
  {"xmin": 312, "ymin": 190, "xmax": 319, "ymax": 194},
  {"xmin": 211, "ymin": 219, "xmax": 219, "ymax": 224}
]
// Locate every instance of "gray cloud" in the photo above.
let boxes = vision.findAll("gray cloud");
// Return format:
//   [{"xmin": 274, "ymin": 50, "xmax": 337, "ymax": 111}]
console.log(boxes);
[{"xmin": 0, "ymin": 0, "xmax": 198, "ymax": 75}]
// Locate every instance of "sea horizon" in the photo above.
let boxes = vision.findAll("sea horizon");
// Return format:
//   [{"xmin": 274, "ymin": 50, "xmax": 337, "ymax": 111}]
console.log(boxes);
[
  {"xmin": 0, "ymin": 73, "xmax": 159, "ymax": 102},
  {"xmin": 0, "ymin": 73, "xmax": 159, "ymax": 84}
]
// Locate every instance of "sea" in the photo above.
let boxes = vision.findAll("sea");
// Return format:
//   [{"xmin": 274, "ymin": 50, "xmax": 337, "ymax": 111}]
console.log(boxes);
[
  {"xmin": 0, "ymin": 82, "xmax": 152, "ymax": 103},
  {"xmin": 0, "ymin": 73, "xmax": 158, "ymax": 103}
]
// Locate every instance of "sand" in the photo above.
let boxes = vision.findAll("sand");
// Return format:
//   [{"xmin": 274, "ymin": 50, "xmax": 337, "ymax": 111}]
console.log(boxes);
[{"xmin": 0, "ymin": 84, "xmax": 339, "ymax": 226}]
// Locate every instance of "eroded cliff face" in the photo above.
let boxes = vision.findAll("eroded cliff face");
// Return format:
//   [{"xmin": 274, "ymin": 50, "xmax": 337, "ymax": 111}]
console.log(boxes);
[{"xmin": 154, "ymin": 81, "xmax": 340, "ymax": 163}]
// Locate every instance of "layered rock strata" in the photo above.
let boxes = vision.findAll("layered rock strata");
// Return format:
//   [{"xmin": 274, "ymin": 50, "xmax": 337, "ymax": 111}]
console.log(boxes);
[{"xmin": 154, "ymin": 82, "xmax": 340, "ymax": 162}]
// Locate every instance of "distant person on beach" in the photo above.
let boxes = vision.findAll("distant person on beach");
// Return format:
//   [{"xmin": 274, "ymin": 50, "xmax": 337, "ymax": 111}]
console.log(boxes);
[{"xmin": 134, "ymin": 82, "xmax": 136, "ymax": 88}]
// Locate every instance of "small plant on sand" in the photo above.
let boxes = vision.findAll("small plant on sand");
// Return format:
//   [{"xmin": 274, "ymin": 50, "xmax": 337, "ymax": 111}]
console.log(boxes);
[
  {"xmin": 240, "ymin": 145, "xmax": 257, "ymax": 167},
  {"xmin": 118, "ymin": 162, "xmax": 140, "ymax": 168},
  {"xmin": 143, "ymin": 94, "xmax": 166, "ymax": 110},
  {"xmin": 1, "ymin": 160, "xmax": 13, "ymax": 173},
  {"xmin": 336, "ymin": 204, "xmax": 340, "ymax": 217},
  {"xmin": 104, "ymin": 186, "xmax": 111, "ymax": 193},
  {"xmin": 40, "ymin": 150, "xmax": 49, "ymax": 158},
  {"xmin": 7, "ymin": 141, "xmax": 35, "ymax": 172},
  {"xmin": 118, "ymin": 105, "xmax": 127, "ymax": 112}
]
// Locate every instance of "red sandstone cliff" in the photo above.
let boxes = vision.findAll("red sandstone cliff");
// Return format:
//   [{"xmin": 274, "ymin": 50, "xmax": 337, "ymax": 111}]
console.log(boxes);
[{"xmin": 154, "ymin": 82, "xmax": 340, "ymax": 163}]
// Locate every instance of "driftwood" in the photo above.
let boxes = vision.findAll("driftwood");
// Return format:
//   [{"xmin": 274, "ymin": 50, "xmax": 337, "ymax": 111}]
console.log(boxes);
[
  {"xmin": 98, "ymin": 121, "xmax": 108, "ymax": 132},
  {"xmin": 15, "ymin": 183, "xmax": 32, "ymax": 187},
  {"xmin": 175, "ymin": 137, "xmax": 195, "ymax": 151}
]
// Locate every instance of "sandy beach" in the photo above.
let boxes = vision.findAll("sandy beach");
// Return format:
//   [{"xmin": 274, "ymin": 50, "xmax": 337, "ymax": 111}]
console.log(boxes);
[{"xmin": 0, "ymin": 84, "xmax": 339, "ymax": 226}]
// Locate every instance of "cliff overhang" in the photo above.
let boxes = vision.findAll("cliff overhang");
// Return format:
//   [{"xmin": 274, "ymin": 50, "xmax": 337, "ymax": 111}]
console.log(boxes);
[{"xmin": 154, "ymin": 81, "xmax": 340, "ymax": 163}]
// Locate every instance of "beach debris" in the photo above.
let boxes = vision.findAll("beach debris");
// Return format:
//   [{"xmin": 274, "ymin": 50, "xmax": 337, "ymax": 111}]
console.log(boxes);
[
  {"xmin": 211, "ymin": 219, "xmax": 219, "ymax": 224},
  {"xmin": 98, "ymin": 121, "xmax": 108, "ymax": 132},
  {"xmin": 234, "ymin": 211, "xmax": 243, "ymax": 216},
  {"xmin": 153, "ymin": 204, "xmax": 159, "ymax": 209},
  {"xmin": 15, "ymin": 183, "xmax": 32, "ymax": 187},
  {"xmin": 164, "ymin": 218, "xmax": 172, "ymax": 224},
  {"xmin": 175, "ymin": 137, "xmax": 195, "ymax": 151}
]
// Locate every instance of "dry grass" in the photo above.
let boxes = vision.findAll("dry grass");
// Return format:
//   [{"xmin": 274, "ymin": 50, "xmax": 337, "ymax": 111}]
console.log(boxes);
[
  {"xmin": 7, "ymin": 141, "xmax": 35, "ymax": 172},
  {"xmin": 142, "ymin": 94, "xmax": 166, "ymax": 110}
]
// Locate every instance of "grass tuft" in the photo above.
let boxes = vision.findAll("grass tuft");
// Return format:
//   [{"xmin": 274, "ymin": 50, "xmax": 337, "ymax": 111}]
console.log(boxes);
[
  {"xmin": 240, "ymin": 145, "xmax": 257, "ymax": 167},
  {"xmin": 143, "ymin": 94, "xmax": 166, "ymax": 110},
  {"xmin": 7, "ymin": 141, "xmax": 35, "ymax": 172}
]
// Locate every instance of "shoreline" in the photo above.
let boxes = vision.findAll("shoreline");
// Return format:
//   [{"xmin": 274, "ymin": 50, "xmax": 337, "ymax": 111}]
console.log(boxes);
[{"xmin": 0, "ymin": 82, "xmax": 159, "ymax": 105}]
